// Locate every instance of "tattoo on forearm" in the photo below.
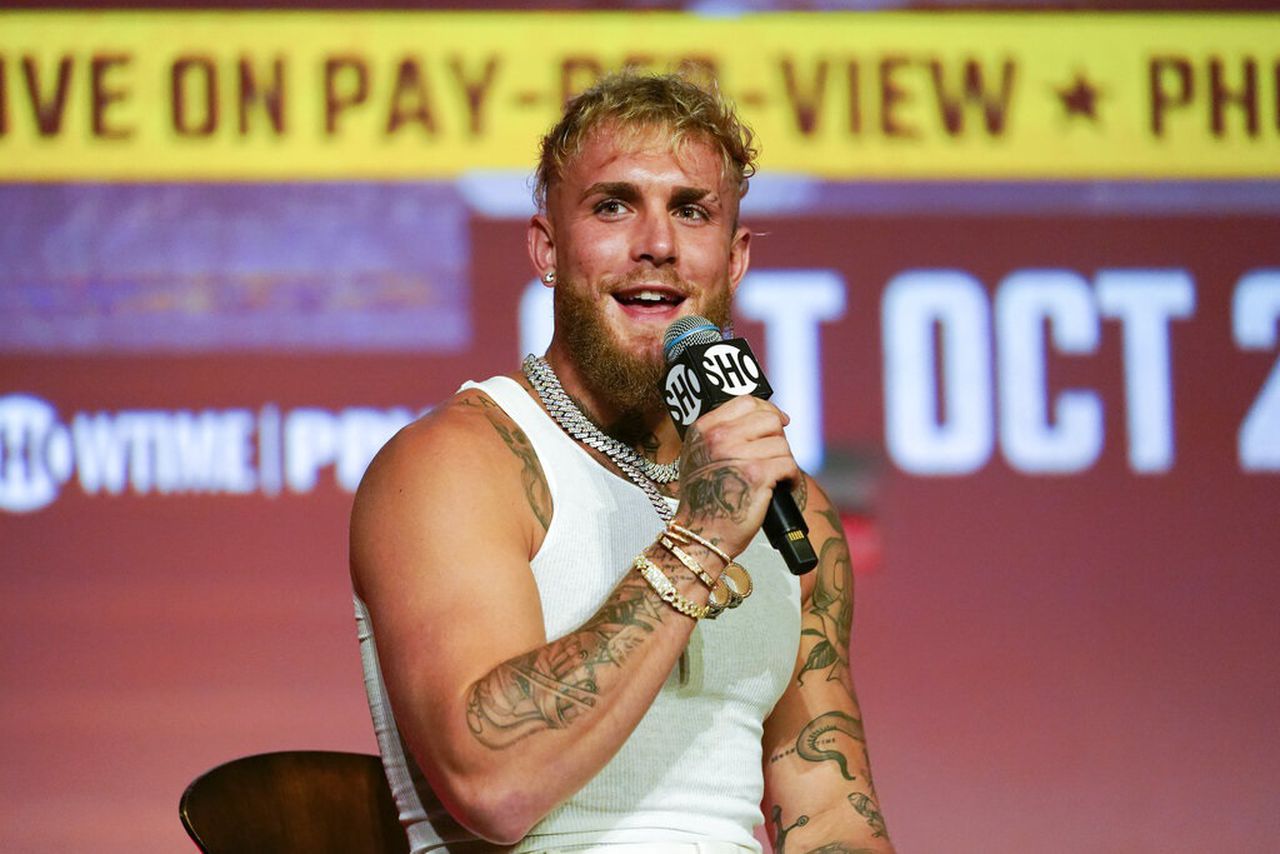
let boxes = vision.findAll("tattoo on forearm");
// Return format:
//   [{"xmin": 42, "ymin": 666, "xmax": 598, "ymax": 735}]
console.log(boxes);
[
  {"xmin": 847, "ymin": 792, "xmax": 889, "ymax": 839},
  {"xmin": 772, "ymin": 805, "xmax": 877, "ymax": 854},
  {"xmin": 796, "ymin": 711, "xmax": 865, "ymax": 780},
  {"xmin": 771, "ymin": 804, "xmax": 808, "ymax": 854},
  {"xmin": 797, "ymin": 513, "xmax": 853, "ymax": 687},
  {"xmin": 466, "ymin": 572, "xmax": 667, "ymax": 748}
]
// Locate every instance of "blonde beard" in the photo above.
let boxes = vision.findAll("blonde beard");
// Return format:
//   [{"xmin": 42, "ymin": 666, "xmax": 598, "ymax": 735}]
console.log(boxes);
[{"xmin": 554, "ymin": 281, "xmax": 731, "ymax": 426}]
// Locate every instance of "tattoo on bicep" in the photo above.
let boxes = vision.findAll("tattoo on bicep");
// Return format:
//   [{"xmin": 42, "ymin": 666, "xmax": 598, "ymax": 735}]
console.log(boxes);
[
  {"xmin": 465, "ymin": 572, "xmax": 666, "ymax": 749},
  {"xmin": 816, "ymin": 505, "xmax": 840, "ymax": 531},
  {"xmin": 848, "ymin": 792, "xmax": 889, "ymax": 839},
  {"xmin": 797, "ymin": 527, "xmax": 853, "ymax": 687},
  {"xmin": 454, "ymin": 394, "xmax": 553, "ymax": 530},
  {"xmin": 487, "ymin": 418, "xmax": 553, "ymax": 532}
]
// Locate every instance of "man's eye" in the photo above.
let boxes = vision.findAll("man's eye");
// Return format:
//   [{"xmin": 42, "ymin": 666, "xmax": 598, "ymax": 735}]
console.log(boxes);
[
  {"xmin": 675, "ymin": 205, "xmax": 709, "ymax": 221},
  {"xmin": 594, "ymin": 200, "xmax": 626, "ymax": 216}
]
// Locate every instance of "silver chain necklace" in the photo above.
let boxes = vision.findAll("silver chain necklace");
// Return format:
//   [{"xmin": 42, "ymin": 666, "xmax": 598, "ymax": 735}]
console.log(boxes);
[{"xmin": 521, "ymin": 354, "xmax": 678, "ymax": 521}]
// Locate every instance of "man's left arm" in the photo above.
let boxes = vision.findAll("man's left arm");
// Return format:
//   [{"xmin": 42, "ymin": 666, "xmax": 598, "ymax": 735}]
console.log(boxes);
[{"xmin": 761, "ymin": 475, "xmax": 894, "ymax": 854}]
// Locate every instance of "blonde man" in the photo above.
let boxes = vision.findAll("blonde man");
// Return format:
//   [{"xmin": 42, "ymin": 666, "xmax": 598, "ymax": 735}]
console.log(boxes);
[{"xmin": 352, "ymin": 73, "xmax": 893, "ymax": 854}]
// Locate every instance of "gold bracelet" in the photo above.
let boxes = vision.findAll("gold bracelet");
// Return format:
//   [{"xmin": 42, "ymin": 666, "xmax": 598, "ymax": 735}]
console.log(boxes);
[
  {"xmin": 666, "ymin": 522, "xmax": 733, "ymax": 567},
  {"xmin": 633, "ymin": 555, "xmax": 710, "ymax": 620},
  {"xmin": 720, "ymin": 561, "xmax": 753, "ymax": 603},
  {"xmin": 665, "ymin": 523, "xmax": 753, "ymax": 607},
  {"xmin": 659, "ymin": 536, "xmax": 729, "ymax": 617}
]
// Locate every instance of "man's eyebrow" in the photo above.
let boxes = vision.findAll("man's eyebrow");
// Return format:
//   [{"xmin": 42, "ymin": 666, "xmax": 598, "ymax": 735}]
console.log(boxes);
[
  {"xmin": 670, "ymin": 186, "xmax": 715, "ymax": 207},
  {"xmin": 581, "ymin": 181, "xmax": 640, "ymax": 203}
]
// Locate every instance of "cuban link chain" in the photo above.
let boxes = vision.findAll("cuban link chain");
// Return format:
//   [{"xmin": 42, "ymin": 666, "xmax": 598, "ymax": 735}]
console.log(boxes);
[{"xmin": 521, "ymin": 354, "xmax": 680, "ymax": 514}]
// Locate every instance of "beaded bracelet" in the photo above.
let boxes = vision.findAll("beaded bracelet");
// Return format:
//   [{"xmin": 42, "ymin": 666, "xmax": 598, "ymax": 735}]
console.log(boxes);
[{"xmin": 633, "ymin": 555, "xmax": 711, "ymax": 620}]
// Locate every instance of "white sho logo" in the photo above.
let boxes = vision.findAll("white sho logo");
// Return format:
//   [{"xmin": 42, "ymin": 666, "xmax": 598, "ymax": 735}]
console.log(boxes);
[
  {"xmin": 664, "ymin": 364, "xmax": 703, "ymax": 426},
  {"xmin": 700, "ymin": 343, "xmax": 762, "ymax": 396},
  {"xmin": 0, "ymin": 394, "xmax": 73, "ymax": 513},
  {"xmin": 0, "ymin": 394, "xmax": 416, "ymax": 514}
]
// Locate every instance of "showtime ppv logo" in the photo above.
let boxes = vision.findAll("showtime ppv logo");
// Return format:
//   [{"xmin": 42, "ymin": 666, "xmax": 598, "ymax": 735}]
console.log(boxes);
[{"xmin": 0, "ymin": 394, "xmax": 414, "ymax": 513}]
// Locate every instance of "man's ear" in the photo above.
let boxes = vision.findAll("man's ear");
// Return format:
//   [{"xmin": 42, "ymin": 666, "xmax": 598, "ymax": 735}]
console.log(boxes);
[
  {"xmin": 528, "ymin": 213, "xmax": 556, "ymax": 287},
  {"xmin": 727, "ymin": 224, "xmax": 752, "ymax": 295}
]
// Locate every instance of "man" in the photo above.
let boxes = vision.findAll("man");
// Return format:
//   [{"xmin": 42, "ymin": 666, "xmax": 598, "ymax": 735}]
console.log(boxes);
[{"xmin": 351, "ymin": 72, "xmax": 892, "ymax": 853}]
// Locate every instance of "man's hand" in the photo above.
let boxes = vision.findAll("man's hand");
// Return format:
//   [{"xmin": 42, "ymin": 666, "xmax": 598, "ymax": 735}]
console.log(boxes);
[{"xmin": 672, "ymin": 395, "xmax": 802, "ymax": 560}]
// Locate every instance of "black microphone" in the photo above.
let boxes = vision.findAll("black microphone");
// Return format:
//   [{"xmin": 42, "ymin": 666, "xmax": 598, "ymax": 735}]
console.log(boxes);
[{"xmin": 661, "ymin": 316, "xmax": 818, "ymax": 576}]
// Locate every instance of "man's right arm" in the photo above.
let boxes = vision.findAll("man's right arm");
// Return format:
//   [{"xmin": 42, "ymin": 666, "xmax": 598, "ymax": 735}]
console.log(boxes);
[{"xmin": 350, "ymin": 390, "xmax": 706, "ymax": 843}]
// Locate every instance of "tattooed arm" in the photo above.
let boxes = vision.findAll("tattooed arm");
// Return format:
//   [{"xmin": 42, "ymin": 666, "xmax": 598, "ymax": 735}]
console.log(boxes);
[
  {"xmin": 762, "ymin": 477, "xmax": 894, "ymax": 854},
  {"xmin": 350, "ymin": 387, "xmax": 786, "ymax": 844}
]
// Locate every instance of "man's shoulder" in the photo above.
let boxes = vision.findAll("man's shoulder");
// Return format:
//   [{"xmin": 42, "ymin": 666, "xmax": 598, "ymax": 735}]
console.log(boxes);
[
  {"xmin": 369, "ymin": 380, "xmax": 529, "ymax": 485},
  {"xmin": 351, "ymin": 377, "xmax": 551, "ymax": 578}
]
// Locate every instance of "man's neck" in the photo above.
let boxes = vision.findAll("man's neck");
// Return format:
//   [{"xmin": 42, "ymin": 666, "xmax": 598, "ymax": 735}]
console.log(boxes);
[{"xmin": 541, "ymin": 348, "xmax": 682, "ymax": 465}]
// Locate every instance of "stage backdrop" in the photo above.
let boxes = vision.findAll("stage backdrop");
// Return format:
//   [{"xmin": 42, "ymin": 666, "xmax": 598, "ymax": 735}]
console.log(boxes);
[{"xmin": 2, "ymin": 10, "xmax": 1279, "ymax": 853}]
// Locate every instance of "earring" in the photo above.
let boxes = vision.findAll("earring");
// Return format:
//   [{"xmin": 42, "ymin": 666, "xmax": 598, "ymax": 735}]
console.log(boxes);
[{"xmin": 543, "ymin": 271, "xmax": 556, "ymax": 283}]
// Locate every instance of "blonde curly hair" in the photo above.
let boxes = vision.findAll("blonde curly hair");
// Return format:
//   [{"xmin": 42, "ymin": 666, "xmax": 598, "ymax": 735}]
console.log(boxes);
[{"xmin": 533, "ymin": 71, "xmax": 758, "ymax": 212}]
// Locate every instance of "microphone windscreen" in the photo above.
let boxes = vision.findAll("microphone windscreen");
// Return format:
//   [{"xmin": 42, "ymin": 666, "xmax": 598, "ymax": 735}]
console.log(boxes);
[{"xmin": 663, "ymin": 316, "xmax": 722, "ymax": 363}]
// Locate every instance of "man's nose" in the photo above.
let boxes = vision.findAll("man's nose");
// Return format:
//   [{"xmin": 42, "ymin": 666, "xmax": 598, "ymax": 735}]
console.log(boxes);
[{"xmin": 632, "ymin": 209, "xmax": 677, "ymax": 266}]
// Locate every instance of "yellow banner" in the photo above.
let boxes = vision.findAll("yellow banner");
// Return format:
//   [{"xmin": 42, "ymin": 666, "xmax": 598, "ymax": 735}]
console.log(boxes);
[{"xmin": 1, "ymin": 11, "xmax": 1277, "ymax": 180}]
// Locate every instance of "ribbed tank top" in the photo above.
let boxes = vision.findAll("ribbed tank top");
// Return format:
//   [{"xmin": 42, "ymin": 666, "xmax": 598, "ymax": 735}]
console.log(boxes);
[{"xmin": 355, "ymin": 375, "xmax": 801, "ymax": 853}]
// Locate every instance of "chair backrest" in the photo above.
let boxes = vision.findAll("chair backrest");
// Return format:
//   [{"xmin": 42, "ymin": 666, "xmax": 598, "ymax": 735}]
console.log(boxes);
[{"xmin": 179, "ymin": 750, "xmax": 410, "ymax": 854}]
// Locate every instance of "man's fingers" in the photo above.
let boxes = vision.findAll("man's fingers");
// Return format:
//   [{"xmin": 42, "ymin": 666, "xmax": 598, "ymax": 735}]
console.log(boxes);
[
  {"xmin": 696, "ymin": 397, "xmax": 788, "ymax": 439},
  {"xmin": 734, "ymin": 453, "xmax": 801, "ymax": 494}
]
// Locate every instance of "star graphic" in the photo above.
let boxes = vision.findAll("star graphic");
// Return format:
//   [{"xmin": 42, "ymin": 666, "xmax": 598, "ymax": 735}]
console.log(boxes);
[{"xmin": 1055, "ymin": 72, "xmax": 1102, "ymax": 122}]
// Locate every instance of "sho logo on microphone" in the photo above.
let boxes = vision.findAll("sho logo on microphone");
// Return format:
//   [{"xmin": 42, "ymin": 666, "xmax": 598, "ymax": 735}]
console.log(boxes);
[
  {"xmin": 663, "ymin": 364, "xmax": 703, "ymax": 426},
  {"xmin": 700, "ymin": 343, "xmax": 763, "ymax": 396},
  {"xmin": 662, "ymin": 336, "xmax": 774, "ymax": 436}
]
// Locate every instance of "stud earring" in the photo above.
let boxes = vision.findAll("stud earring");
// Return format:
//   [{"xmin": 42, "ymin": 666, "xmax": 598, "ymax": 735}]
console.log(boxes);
[{"xmin": 543, "ymin": 271, "xmax": 556, "ymax": 283}]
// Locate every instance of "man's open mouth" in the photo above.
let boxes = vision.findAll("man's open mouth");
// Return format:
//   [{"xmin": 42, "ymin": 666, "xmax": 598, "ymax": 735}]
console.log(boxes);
[{"xmin": 613, "ymin": 287, "xmax": 686, "ymax": 309}]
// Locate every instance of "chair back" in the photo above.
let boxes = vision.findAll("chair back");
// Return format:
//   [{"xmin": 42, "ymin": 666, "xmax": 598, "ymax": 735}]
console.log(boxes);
[{"xmin": 179, "ymin": 750, "xmax": 409, "ymax": 854}]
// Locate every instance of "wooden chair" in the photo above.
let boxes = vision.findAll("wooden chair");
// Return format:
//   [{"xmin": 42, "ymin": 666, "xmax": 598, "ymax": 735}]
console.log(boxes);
[{"xmin": 179, "ymin": 750, "xmax": 410, "ymax": 854}]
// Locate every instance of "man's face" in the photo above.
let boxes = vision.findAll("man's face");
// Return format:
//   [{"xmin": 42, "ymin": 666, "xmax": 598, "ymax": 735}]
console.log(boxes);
[{"xmin": 530, "ymin": 125, "xmax": 751, "ymax": 416}]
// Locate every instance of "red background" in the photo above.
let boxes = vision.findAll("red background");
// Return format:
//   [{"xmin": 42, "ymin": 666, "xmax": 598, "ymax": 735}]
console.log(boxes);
[{"xmin": 5, "ymin": 206, "xmax": 1280, "ymax": 851}]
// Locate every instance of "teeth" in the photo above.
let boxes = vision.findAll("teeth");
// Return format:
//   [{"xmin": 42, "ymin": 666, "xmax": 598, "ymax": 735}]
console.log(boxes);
[{"xmin": 617, "ymin": 289, "xmax": 680, "ymax": 306}]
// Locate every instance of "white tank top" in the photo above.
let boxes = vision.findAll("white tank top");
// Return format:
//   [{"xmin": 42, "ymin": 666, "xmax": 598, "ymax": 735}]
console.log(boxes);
[{"xmin": 355, "ymin": 375, "xmax": 801, "ymax": 853}]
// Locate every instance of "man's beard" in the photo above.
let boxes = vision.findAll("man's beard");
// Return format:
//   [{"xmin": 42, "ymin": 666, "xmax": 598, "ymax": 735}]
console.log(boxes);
[{"xmin": 554, "ymin": 276, "xmax": 731, "ymax": 434}]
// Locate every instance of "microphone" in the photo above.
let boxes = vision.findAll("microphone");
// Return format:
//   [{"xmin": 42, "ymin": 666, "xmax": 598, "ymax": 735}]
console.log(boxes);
[{"xmin": 661, "ymin": 316, "xmax": 818, "ymax": 576}]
